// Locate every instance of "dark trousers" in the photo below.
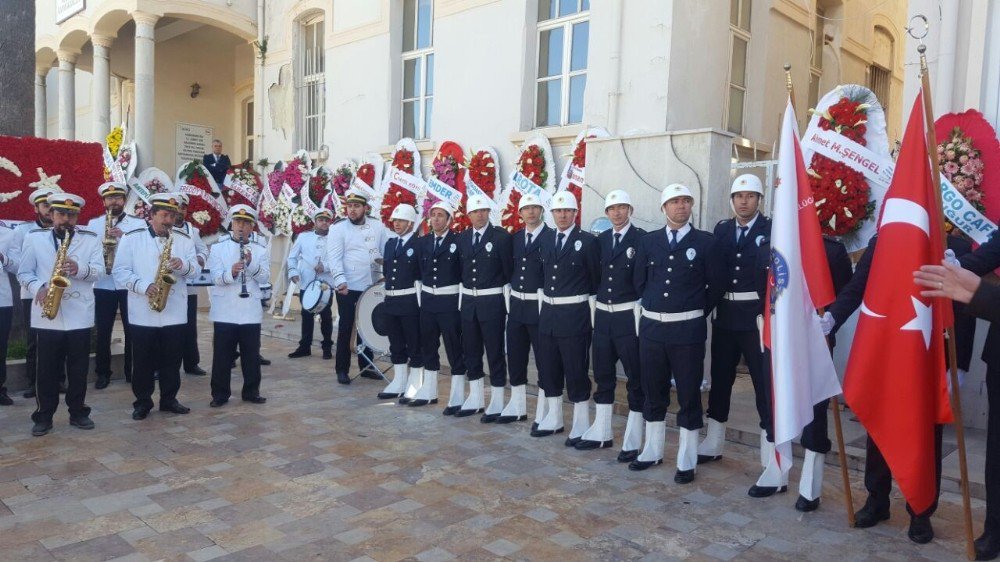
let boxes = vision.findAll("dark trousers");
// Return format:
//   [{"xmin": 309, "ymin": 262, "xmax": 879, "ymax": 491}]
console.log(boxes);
[
  {"xmin": 298, "ymin": 290, "xmax": 332, "ymax": 350},
  {"xmin": 506, "ymin": 318, "xmax": 539, "ymax": 387},
  {"xmin": 31, "ymin": 328, "xmax": 91, "ymax": 423},
  {"xmin": 131, "ymin": 324, "xmax": 184, "ymax": 410},
  {"xmin": 706, "ymin": 327, "xmax": 770, "ymax": 430},
  {"xmin": 0, "ymin": 307, "xmax": 11, "ymax": 391},
  {"xmin": 641, "ymin": 339, "xmax": 705, "ymax": 429},
  {"xmin": 421, "ymin": 309, "xmax": 465, "ymax": 375},
  {"xmin": 22, "ymin": 298, "xmax": 38, "ymax": 387},
  {"xmin": 94, "ymin": 289, "xmax": 131, "ymax": 378},
  {"xmin": 385, "ymin": 313, "xmax": 422, "ymax": 367},
  {"xmin": 986, "ymin": 366, "xmax": 1000, "ymax": 534},
  {"xmin": 462, "ymin": 313, "xmax": 507, "ymax": 386},
  {"xmin": 537, "ymin": 333, "xmax": 592, "ymax": 402},
  {"xmin": 334, "ymin": 290, "xmax": 373, "ymax": 375},
  {"xmin": 800, "ymin": 398, "xmax": 832, "ymax": 453},
  {"xmin": 211, "ymin": 322, "xmax": 262, "ymax": 401},
  {"xmin": 183, "ymin": 293, "xmax": 200, "ymax": 370},
  {"xmin": 592, "ymin": 330, "xmax": 642, "ymax": 408},
  {"xmin": 865, "ymin": 425, "xmax": 943, "ymax": 517}
]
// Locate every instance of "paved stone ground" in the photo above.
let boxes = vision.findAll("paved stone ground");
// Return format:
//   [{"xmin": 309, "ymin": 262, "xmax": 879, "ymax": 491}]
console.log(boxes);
[{"xmin": 0, "ymin": 327, "xmax": 985, "ymax": 561}]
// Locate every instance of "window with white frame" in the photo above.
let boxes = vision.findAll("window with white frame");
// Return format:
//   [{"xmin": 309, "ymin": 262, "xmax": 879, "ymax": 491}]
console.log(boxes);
[
  {"xmin": 535, "ymin": 0, "xmax": 589, "ymax": 128},
  {"xmin": 808, "ymin": 8, "xmax": 825, "ymax": 113},
  {"xmin": 243, "ymin": 98, "xmax": 254, "ymax": 162},
  {"xmin": 402, "ymin": 0, "xmax": 433, "ymax": 139},
  {"xmin": 297, "ymin": 16, "xmax": 325, "ymax": 152},
  {"xmin": 726, "ymin": 0, "xmax": 751, "ymax": 135}
]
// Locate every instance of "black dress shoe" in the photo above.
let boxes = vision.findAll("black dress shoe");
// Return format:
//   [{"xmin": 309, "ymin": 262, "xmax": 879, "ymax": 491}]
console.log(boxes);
[
  {"xmin": 398, "ymin": 397, "xmax": 412, "ymax": 405},
  {"xmin": 322, "ymin": 349, "xmax": 332, "ymax": 360},
  {"xmin": 442, "ymin": 405, "xmax": 461, "ymax": 416},
  {"xmin": 853, "ymin": 498, "xmax": 890, "ymax": 528},
  {"xmin": 530, "ymin": 426, "xmax": 565, "ymax": 437},
  {"xmin": 564, "ymin": 436, "xmax": 582, "ymax": 447},
  {"xmin": 674, "ymin": 469, "xmax": 696, "ymax": 484},
  {"xmin": 132, "ymin": 407, "xmax": 150, "ymax": 420},
  {"xmin": 31, "ymin": 421, "xmax": 53, "ymax": 436},
  {"xmin": 480, "ymin": 413, "xmax": 500, "ymax": 423},
  {"xmin": 259, "ymin": 357, "xmax": 271, "ymax": 366},
  {"xmin": 495, "ymin": 414, "xmax": 527, "ymax": 424},
  {"xmin": 359, "ymin": 369, "xmax": 382, "ymax": 380},
  {"xmin": 455, "ymin": 407, "xmax": 484, "ymax": 418},
  {"xmin": 748, "ymin": 485, "xmax": 787, "ymax": 498},
  {"xmin": 23, "ymin": 389, "xmax": 36, "ymax": 399},
  {"xmin": 185, "ymin": 366, "xmax": 207, "ymax": 376},
  {"xmin": 337, "ymin": 372, "xmax": 351, "ymax": 385},
  {"xmin": 243, "ymin": 396, "xmax": 267, "ymax": 404},
  {"xmin": 69, "ymin": 416, "xmax": 95, "ymax": 430},
  {"xmin": 628, "ymin": 458, "xmax": 662, "ymax": 471},
  {"xmin": 908, "ymin": 515, "xmax": 934, "ymax": 544},
  {"xmin": 378, "ymin": 391, "xmax": 402, "ymax": 399},
  {"xmin": 975, "ymin": 531, "xmax": 1000, "ymax": 560},
  {"xmin": 575, "ymin": 439, "xmax": 613, "ymax": 450},
  {"xmin": 795, "ymin": 495, "xmax": 820, "ymax": 512},
  {"xmin": 697, "ymin": 454, "xmax": 722, "ymax": 464},
  {"xmin": 617, "ymin": 449, "xmax": 639, "ymax": 463},
  {"xmin": 159, "ymin": 402, "xmax": 191, "ymax": 415},
  {"xmin": 288, "ymin": 348, "xmax": 311, "ymax": 358},
  {"xmin": 210, "ymin": 399, "xmax": 227, "ymax": 408},
  {"xmin": 0, "ymin": 390, "xmax": 12, "ymax": 406},
  {"xmin": 95, "ymin": 376, "xmax": 110, "ymax": 390},
  {"xmin": 408, "ymin": 398, "xmax": 437, "ymax": 407}
]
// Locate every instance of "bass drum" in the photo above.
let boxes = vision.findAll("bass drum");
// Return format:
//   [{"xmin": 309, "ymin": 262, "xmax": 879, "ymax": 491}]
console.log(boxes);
[
  {"xmin": 301, "ymin": 280, "xmax": 332, "ymax": 314},
  {"xmin": 353, "ymin": 281, "xmax": 390, "ymax": 355}
]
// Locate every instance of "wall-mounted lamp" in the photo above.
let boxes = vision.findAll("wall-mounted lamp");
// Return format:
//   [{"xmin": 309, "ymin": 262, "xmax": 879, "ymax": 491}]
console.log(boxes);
[{"xmin": 190, "ymin": 83, "xmax": 201, "ymax": 98}]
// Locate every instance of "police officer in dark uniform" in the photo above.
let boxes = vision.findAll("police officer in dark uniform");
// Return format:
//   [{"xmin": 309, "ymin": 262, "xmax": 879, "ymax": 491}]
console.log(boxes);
[
  {"xmin": 531, "ymin": 191, "xmax": 600, "ymax": 443},
  {"xmin": 576, "ymin": 189, "xmax": 645, "ymax": 455},
  {"xmin": 699, "ymin": 174, "xmax": 772, "ymax": 467},
  {"xmin": 377, "ymin": 204, "xmax": 423, "ymax": 401},
  {"xmin": 410, "ymin": 201, "xmax": 466, "ymax": 409},
  {"xmin": 630, "ymin": 184, "xmax": 724, "ymax": 484},
  {"xmin": 501, "ymin": 194, "xmax": 548, "ymax": 425},
  {"xmin": 456, "ymin": 195, "xmax": 512, "ymax": 418}
]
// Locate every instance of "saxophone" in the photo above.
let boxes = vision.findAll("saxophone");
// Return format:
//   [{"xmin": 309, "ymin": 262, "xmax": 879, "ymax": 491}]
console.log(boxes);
[
  {"xmin": 148, "ymin": 233, "xmax": 176, "ymax": 312},
  {"xmin": 41, "ymin": 231, "xmax": 71, "ymax": 320},
  {"xmin": 102, "ymin": 209, "xmax": 118, "ymax": 275}
]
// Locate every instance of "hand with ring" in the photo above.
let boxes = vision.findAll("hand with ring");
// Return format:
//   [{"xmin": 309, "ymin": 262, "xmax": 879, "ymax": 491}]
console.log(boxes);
[{"xmin": 913, "ymin": 260, "xmax": 981, "ymax": 304}]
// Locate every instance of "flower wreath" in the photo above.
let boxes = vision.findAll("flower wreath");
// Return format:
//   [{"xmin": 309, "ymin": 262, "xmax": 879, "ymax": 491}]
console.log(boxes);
[
  {"xmin": 381, "ymin": 138, "xmax": 421, "ymax": 227},
  {"xmin": 176, "ymin": 160, "xmax": 226, "ymax": 239},
  {"xmin": 424, "ymin": 140, "xmax": 469, "ymax": 233},
  {"xmin": 128, "ymin": 167, "xmax": 173, "ymax": 220},
  {"xmin": 501, "ymin": 136, "xmax": 555, "ymax": 233},
  {"xmin": 934, "ymin": 109, "xmax": 1000, "ymax": 234}
]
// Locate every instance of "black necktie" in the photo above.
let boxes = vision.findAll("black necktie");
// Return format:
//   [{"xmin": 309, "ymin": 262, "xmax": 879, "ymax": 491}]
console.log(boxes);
[
  {"xmin": 557, "ymin": 232, "xmax": 566, "ymax": 253},
  {"xmin": 614, "ymin": 232, "xmax": 621, "ymax": 249},
  {"xmin": 526, "ymin": 232, "xmax": 533, "ymax": 246},
  {"xmin": 474, "ymin": 232, "xmax": 481, "ymax": 247},
  {"xmin": 738, "ymin": 225, "xmax": 748, "ymax": 247},
  {"xmin": 435, "ymin": 236, "xmax": 442, "ymax": 252},
  {"xmin": 395, "ymin": 238, "xmax": 403, "ymax": 258},
  {"xmin": 669, "ymin": 229, "xmax": 678, "ymax": 251}
]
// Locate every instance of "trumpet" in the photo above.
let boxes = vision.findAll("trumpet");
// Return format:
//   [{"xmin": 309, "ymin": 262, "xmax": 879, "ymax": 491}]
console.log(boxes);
[
  {"xmin": 102, "ymin": 208, "xmax": 118, "ymax": 275},
  {"xmin": 149, "ymin": 232, "xmax": 176, "ymax": 312},
  {"xmin": 238, "ymin": 235, "xmax": 250, "ymax": 298},
  {"xmin": 41, "ymin": 231, "xmax": 72, "ymax": 320}
]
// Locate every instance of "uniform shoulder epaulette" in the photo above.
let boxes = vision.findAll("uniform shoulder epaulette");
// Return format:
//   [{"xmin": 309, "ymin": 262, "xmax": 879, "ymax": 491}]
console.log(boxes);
[
  {"xmin": 123, "ymin": 229, "xmax": 143, "ymax": 237},
  {"xmin": 716, "ymin": 219, "xmax": 730, "ymax": 227},
  {"xmin": 74, "ymin": 229, "xmax": 97, "ymax": 236},
  {"xmin": 170, "ymin": 228, "xmax": 191, "ymax": 239},
  {"xmin": 28, "ymin": 227, "xmax": 48, "ymax": 233}
]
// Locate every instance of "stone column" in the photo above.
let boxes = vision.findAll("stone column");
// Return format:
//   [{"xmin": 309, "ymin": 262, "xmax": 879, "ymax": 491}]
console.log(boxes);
[
  {"xmin": 34, "ymin": 68, "xmax": 48, "ymax": 138},
  {"xmin": 110, "ymin": 75, "xmax": 122, "ymax": 129},
  {"xmin": 92, "ymin": 35, "xmax": 114, "ymax": 142},
  {"xmin": 56, "ymin": 50, "xmax": 78, "ymax": 140},
  {"xmin": 133, "ymin": 11, "xmax": 160, "ymax": 169}
]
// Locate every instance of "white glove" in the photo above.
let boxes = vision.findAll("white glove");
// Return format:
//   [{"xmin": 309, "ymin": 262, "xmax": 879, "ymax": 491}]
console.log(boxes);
[
  {"xmin": 819, "ymin": 311, "xmax": 835, "ymax": 335},
  {"xmin": 944, "ymin": 248, "xmax": 959, "ymax": 266}
]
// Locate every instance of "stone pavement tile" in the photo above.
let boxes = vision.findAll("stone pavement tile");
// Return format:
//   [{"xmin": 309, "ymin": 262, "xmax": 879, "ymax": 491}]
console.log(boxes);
[
  {"xmin": 483, "ymin": 538, "xmax": 522, "ymax": 556},
  {"xmin": 139, "ymin": 505, "xmax": 216, "ymax": 533},
  {"xmin": 416, "ymin": 546, "xmax": 457, "ymax": 562},
  {"xmin": 39, "ymin": 512, "xmax": 146, "ymax": 550},
  {"xmin": 205, "ymin": 519, "xmax": 285, "ymax": 552},
  {"xmin": 133, "ymin": 526, "xmax": 216, "ymax": 558},
  {"xmin": 49, "ymin": 534, "xmax": 136, "ymax": 561},
  {"xmin": 187, "ymin": 545, "xmax": 229, "ymax": 562}
]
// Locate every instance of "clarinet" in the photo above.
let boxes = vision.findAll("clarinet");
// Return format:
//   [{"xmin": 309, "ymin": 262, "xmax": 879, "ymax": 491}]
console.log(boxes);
[{"xmin": 238, "ymin": 235, "xmax": 250, "ymax": 298}]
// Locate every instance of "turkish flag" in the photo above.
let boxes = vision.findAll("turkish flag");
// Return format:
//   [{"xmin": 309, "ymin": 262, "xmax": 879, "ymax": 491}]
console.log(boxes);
[{"xmin": 843, "ymin": 90, "xmax": 953, "ymax": 515}]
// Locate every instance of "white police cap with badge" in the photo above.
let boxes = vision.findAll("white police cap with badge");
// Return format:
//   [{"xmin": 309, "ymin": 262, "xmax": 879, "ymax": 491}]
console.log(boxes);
[
  {"xmin": 730, "ymin": 174, "xmax": 764, "ymax": 196},
  {"xmin": 389, "ymin": 203, "xmax": 418, "ymax": 223},
  {"xmin": 551, "ymin": 190, "xmax": 578, "ymax": 211},
  {"xmin": 518, "ymin": 193, "xmax": 545, "ymax": 211},
  {"xmin": 660, "ymin": 184, "xmax": 694, "ymax": 205},
  {"xmin": 604, "ymin": 189, "xmax": 632, "ymax": 210}
]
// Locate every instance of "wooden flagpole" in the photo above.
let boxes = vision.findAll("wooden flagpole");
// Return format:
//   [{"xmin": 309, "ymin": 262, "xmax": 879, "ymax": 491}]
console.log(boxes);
[
  {"xmin": 783, "ymin": 63, "xmax": 856, "ymax": 528},
  {"xmin": 916, "ymin": 41, "xmax": 976, "ymax": 561}
]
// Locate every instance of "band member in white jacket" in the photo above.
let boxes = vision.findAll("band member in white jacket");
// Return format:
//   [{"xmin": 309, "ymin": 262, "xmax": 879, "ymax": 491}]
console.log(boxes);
[
  {"xmin": 287, "ymin": 208, "xmax": 335, "ymax": 359},
  {"xmin": 17, "ymin": 193, "xmax": 103, "ymax": 436},
  {"xmin": 208, "ymin": 205, "xmax": 270, "ymax": 407},
  {"xmin": 113, "ymin": 193, "xmax": 200, "ymax": 421}
]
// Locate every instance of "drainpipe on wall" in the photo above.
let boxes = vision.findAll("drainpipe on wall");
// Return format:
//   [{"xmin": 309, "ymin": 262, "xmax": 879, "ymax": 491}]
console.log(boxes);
[
  {"xmin": 256, "ymin": 0, "xmax": 266, "ymax": 169},
  {"xmin": 607, "ymin": 0, "xmax": 624, "ymax": 133},
  {"xmin": 935, "ymin": 0, "xmax": 959, "ymax": 114}
]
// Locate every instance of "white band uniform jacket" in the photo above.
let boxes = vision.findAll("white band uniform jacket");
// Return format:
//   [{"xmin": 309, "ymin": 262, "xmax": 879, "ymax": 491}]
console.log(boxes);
[
  {"xmin": 112, "ymin": 227, "xmax": 199, "ymax": 327},
  {"xmin": 177, "ymin": 221, "xmax": 210, "ymax": 284},
  {"xmin": 208, "ymin": 236, "xmax": 271, "ymax": 325},
  {"xmin": 17, "ymin": 228, "xmax": 104, "ymax": 331},
  {"xmin": 324, "ymin": 217, "xmax": 389, "ymax": 291},
  {"xmin": 0, "ymin": 221, "xmax": 20, "ymax": 307},
  {"xmin": 287, "ymin": 231, "xmax": 334, "ymax": 288},
  {"xmin": 11, "ymin": 220, "xmax": 48, "ymax": 300},
  {"xmin": 87, "ymin": 213, "xmax": 147, "ymax": 291}
]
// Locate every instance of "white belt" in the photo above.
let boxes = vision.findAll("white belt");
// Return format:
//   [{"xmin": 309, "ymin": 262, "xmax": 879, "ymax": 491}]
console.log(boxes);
[
  {"xmin": 724, "ymin": 291, "xmax": 759, "ymax": 302},
  {"xmin": 461, "ymin": 286, "xmax": 504, "ymax": 297},
  {"xmin": 510, "ymin": 290, "xmax": 539, "ymax": 301},
  {"xmin": 421, "ymin": 284, "xmax": 460, "ymax": 296},
  {"xmin": 595, "ymin": 301, "xmax": 637, "ymax": 313},
  {"xmin": 541, "ymin": 294, "xmax": 589, "ymax": 306},
  {"xmin": 641, "ymin": 309, "xmax": 704, "ymax": 323},
  {"xmin": 384, "ymin": 287, "xmax": 417, "ymax": 297}
]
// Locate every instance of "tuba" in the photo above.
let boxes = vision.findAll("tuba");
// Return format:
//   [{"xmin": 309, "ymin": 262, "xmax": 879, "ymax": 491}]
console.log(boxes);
[
  {"xmin": 148, "ymin": 232, "xmax": 176, "ymax": 312},
  {"xmin": 41, "ymin": 231, "xmax": 71, "ymax": 320},
  {"xmin": 102, "ymin": 209, "xmax": 118, "ymax": 275}
]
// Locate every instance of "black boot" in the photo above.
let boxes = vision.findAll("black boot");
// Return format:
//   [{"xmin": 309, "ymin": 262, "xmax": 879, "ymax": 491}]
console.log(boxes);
[
  {"xmin": 853, "ymin": 496, "xmax": 890, "ymax": 528},
  {"xmin": 794, "ymin": 495, "xmax": 820, "ymax": 512},
  {"xmin": 0, "ymin": 388, "xmax": 12, "ymax": 406},
  {"xmin": 95, "ymin": 376, "xmax": 110, "ymax": 390},
  {"xmin": 975, "ymin": 529, "xmax": 1000, "ymax": 560},
  {"xmin": 907, "ymin": 515, "xmax": 934, "ymax": 544}
]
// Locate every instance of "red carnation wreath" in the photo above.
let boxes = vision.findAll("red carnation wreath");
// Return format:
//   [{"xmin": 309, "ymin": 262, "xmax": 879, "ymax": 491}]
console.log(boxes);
[
  {"xmin": 381, "ymin": 141, "xmax": 420, "ymax": 227},
  {"xmin": 177, "ymin": 160, "xmax": 226, "ymax": 238},
  {"xmin": 223, "ymin": 161, "xmax": 262, "ymax": 210},
  {"xmin": 808, "ymin": 97, "xmax": 875, "ymax": 236},
  {"xmin": 502, "ymin": 142, "xmax": 551, "ymax": 233}
]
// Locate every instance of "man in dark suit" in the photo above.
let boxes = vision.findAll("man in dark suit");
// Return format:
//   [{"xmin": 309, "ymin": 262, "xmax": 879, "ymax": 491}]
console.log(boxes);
[
  {"xmin": 531, "ymin": 191, "xmax": 601, "ymax": 443},
  {"xmin": 456, "ymin": 195, "xmax": 512, "ymax": 418},
  {"xmin": 203, "ymin": 139, "xmax": 231, "ymax": 187}
]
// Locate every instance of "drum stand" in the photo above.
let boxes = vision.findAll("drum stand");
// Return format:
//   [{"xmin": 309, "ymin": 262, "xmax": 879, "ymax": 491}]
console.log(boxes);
[{"xmin": 353, "ymin": 341, "xmax": 391, "ymax": 383}]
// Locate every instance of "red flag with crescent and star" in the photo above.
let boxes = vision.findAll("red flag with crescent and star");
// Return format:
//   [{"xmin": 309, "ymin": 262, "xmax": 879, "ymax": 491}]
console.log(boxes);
[{"xmin": 843, "ymin": 90, "xmax": 953, "ymax": 515}]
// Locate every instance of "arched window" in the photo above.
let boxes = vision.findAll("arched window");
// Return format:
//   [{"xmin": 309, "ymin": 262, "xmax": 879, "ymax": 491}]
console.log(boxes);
[{"xmin": 869, "ymin": 26, "xmax": 894, "ymax": 114}]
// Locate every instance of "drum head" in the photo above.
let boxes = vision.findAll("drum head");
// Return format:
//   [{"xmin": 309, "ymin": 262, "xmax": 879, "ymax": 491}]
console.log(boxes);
[
  {"xmin": 371, "ymin": 303, "xmax": 390, "ymax": 336},
  {"xmin": 355, "ymin": 282, "xmax": 389, "ymax": 354}
]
